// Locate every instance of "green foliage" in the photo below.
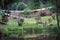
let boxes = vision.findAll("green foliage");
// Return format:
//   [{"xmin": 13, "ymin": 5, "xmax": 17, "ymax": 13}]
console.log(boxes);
[
  {"xmin": 0, "ymin": 0, "xmax": 26, "ymax": 10},
  {"xmin": 16, "ymin": 2, "xmax": 27, "ymax": 10},
  {"xmin": 0, "ymin": 0, "xmax": 58, "ymax": 10},
  {"xmin": 46, "ymin": 0, "xmax": 56, "ymax": 6},
  {"xmin": 23, "ymin": 10, "xmax": 33, "ymax": 15},
  {"xmin": 47, "ymin": 25, "xmax": 58, "ymax": 37},
  {"xmin": 28, "ymin": 0, "xmax": 41, "ymax": 9},
  {"xmin": 27, "ymin": 0, "xmax": 34, "ymax": 9},
  {"xmin": 10, "ymin": 3, "xmax": 17, "ymax": 10},
  {"xmin": 49, "ymin": 6, "xmax": 56, "ymax": 13},
  {"xmin": 33, "ymin": 0, "xmax": 41, "ymax": 9},
  {"xmin": 1, "ymin": 0, "xmax": 60, "ymax": 10},
  {"xmin": 0, "ymin": 16, "xmax": 58, "ymax": 36},
  {"xmin": 10, "ymin": 2, "xmax": 27, "ymax": 10},
  {"xmin": 0, "ymin": 11, "xmax": 5, "ymax": 16}
]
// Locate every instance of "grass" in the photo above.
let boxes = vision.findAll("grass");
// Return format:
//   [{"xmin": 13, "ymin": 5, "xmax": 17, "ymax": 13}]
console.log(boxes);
[
  {"xmin": 41, "ymin": 16, "xmax": 57, "ymax": 24},
  {"xmin": 0, "ymin": 16, "xmax": 57, "ymax": 35}
]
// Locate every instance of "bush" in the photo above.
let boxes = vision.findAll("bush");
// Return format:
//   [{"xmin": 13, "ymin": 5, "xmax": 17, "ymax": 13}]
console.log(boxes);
[
  {"xmin": 16, "ymin": 2, "xmax": 27, "ymax": 10},
  {"xmin": 23, "ymin": 10, "xmax": 33, "ymax": 15}
]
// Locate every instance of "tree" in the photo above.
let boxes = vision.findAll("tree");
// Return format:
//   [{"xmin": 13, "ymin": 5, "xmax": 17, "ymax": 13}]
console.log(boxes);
[
  {"xmin": 10, "ymin": 3, "xmax": 18, "ymax": 10},
  {"xmin": 28, "ymin": 0, "xmax": 41, "ymax": 9},
  {"xmin": 16, "ymin": 2, "xmax": 27, "ymax": 10},
  {"xmin": 0, "ymin": 0, "xmax": 23, "ymax": 9},
  {"xmin": 7, "ymin": 2, "xmax": 27, "ymax": 10},
  {"xmin": 33, "ymin": 0, "xmax": 40, "ymax": 9}
]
